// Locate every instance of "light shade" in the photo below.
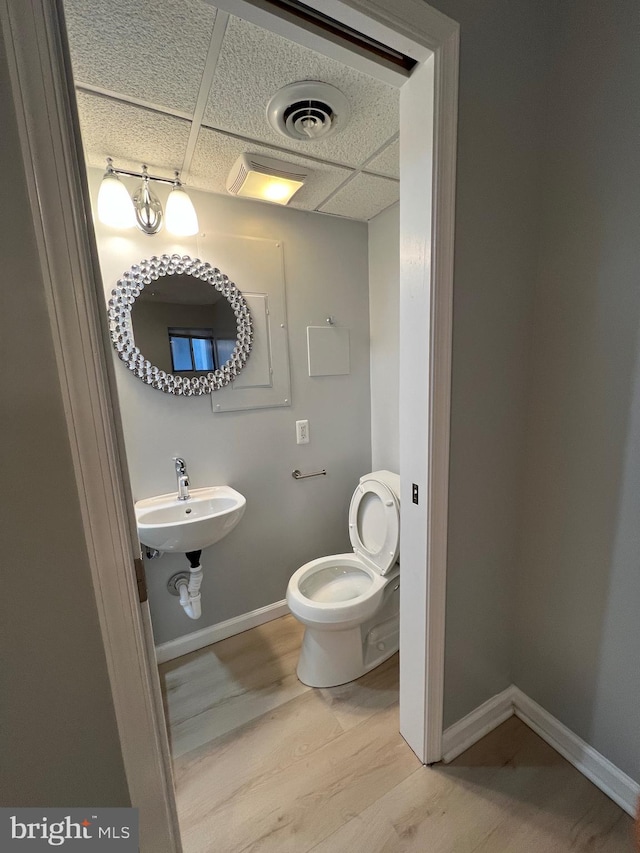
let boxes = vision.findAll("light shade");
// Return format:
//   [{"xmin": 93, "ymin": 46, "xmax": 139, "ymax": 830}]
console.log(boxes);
[
  {"xmin": 165, "ymin": 185, "xmax": 199, "ymax": 237},
  {"xmin": 238, "ymin": 171, "xmax": 304, "ymax": 204},
  {"xmin": 97, "ymin": 172, "xmax": 135, "ymax": 229},
  {"xmin": 226, "ymin": 154, "xmax": 307, "ymax": 205}
]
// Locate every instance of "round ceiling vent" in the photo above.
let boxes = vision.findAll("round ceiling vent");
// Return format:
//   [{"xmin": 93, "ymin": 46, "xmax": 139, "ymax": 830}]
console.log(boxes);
[{"xmin": 266, "ymin": 81, "xmax": 350, "ymax": 142}]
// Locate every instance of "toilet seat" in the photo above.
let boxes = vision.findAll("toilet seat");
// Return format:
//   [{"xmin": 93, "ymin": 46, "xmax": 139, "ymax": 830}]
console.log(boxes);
[
  {"xmin": 348, "ymin": 479, "xmax": 399, "ymax": 575},
  {"xmin": 287, "ymin": 553, "xmax": 393, "ymax": 628}
]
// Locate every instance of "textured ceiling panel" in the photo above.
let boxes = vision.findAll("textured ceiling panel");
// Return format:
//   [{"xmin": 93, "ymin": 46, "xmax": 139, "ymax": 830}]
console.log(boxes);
[
  {"xmin": 319, "ymin": 173, "xmax": 399, "ymax": 221},
  {"xmin": 67, "ymin": 3, "xmax": 401, "ymax": 221},
  {"xmin": 76, "ymin": 93, "xmax": 191, "ymax": 178},
  {"xmin": 366, "ymin": 138, "xmax": 400, "ymax": 179},
  {"xmin": 64, "ymin": 0, "xmax": 215, "ymax": 114},
  {"xmin": 188, "ymin": 127, "xmax": 352, "ymax": 212},
  {"xmin": 203, "ymin": 15, "xmax": 398, "ymax": 168}
]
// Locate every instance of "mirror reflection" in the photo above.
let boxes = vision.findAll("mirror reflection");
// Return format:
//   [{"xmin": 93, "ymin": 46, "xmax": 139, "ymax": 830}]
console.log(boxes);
[{"xmin": 131, "ymin": 273, "xmax": 238, "ymax": 377}]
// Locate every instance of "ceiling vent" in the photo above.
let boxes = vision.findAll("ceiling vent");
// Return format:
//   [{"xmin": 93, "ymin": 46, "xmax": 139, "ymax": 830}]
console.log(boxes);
[{"xmin": 266, "ymin": 81, "xmax": 350, "ymax": 142}]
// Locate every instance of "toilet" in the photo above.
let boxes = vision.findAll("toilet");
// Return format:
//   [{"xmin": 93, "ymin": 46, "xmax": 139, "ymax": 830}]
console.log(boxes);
[{"xmin": 286, "ymin": 470, "xmax": 401, "ymax": 688}]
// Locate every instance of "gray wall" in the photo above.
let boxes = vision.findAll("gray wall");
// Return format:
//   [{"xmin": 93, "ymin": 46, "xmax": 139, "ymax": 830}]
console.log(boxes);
[
  {"xmin": 514, "ymin": 0, "xmax": 640, "ymax": 782},
  {"xmin": 429, "ymin": 0, "xmax": 554, "ymax": 727},
  {"xmin": 90, "ymin": 171, "xmax": 372, "ymax": 645},
  {"xmin": 0, "ymin": 46, "xmax": 129, "ymax": 806},
  {"xmin": 369, "ymin": 203, "xmax": 400, "ymax": 474}
]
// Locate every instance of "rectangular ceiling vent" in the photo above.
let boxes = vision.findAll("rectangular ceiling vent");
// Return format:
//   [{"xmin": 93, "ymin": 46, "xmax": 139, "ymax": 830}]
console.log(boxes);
[
  {"xmin": 227, "ymin": 158, "xmax": 251, "ymax": 196},
  {"xmin": 226, "ymin": 154, "xmax": 308, "ymax": 205},
  {"xmin": 250, "ymin": 158, "xmax": 306, "ymax": 180}
]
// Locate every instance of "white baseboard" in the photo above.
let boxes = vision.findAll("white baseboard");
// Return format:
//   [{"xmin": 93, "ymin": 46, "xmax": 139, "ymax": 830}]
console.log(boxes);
[
  {"xmin": 441, "ymin": 685, "xmax": 517, "ymax": 763},
  {"xmin": 442, "ymin": 684, "xmax": 639, "ymax": 818},
  {"xmin": 155, "ymin": 600, "xmax": 289, "ymax": 664},
  {"xmin": 511, "ymin": 687, "xmax": 639, "ymax": 817}
]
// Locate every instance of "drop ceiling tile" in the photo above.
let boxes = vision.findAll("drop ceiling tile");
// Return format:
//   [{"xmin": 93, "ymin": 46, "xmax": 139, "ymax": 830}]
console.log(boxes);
[
  {"xmin": 366, "ymin": 138, "xmax": 399, "ymax": 179},
  {"xmin": 76, "ymin": 93, "xmax": 191, "ymax": 178},
  {"xmin": 188, "ymin": 127, "xmax": 353, "ymax": 212},
  {"xmin": 319, "ymin": 173, "xmax": 399, "ymax": 221},
  {"xmin": 63, "ymin": 0, "xmax": 215, "ymax": 114},
  {"xmin": 203, "ymin": 16, "xmax": 399, "ymax": 168}
]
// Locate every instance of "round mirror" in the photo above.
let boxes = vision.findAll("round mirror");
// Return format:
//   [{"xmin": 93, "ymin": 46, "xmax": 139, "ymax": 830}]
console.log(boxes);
[{"xmin": 108, "ymin": 254, "xmax": 253, "ymax": 395}]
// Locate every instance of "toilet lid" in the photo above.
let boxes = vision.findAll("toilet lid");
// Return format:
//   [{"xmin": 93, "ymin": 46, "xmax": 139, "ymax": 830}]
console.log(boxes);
[{"xmin": 348, "ymin": 479, "xmax": 399, "ymax": 575}]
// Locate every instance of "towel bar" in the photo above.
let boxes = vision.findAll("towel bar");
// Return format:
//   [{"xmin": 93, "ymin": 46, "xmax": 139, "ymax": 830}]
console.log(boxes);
[{"xmin": 292, "ymin": 468, "xmax": 327, "ymax": 480}]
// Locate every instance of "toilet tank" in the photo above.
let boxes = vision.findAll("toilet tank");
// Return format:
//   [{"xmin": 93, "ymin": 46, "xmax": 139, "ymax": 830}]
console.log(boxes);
[{"xmin": 360, "ymin": 470, "xmax": 401, "ymax": 504}]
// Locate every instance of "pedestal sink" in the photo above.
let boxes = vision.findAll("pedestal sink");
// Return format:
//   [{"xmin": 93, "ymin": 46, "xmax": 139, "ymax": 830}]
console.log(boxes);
[{"xmin": 135, "ymin": 486, "xmax": 246, "ymax": 553}]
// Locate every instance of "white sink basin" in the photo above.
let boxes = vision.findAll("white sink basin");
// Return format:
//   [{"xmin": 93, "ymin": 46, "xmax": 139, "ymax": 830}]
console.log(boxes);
[{"xmin": 135, "ymin": 486, "xmax": 246, "ymax": 553}]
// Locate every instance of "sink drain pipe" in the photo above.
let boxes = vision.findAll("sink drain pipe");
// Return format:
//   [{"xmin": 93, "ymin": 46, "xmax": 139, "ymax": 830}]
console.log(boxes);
[{"xmin": 177, "ymin": 550, "xmax": 203, "ymax": 620}]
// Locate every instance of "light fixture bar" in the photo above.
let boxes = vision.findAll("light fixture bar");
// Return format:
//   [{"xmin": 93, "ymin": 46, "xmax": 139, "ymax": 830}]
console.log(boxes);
[{"xmin": 108, "ymin": 165, "xmax": 177, "ymax": 186}]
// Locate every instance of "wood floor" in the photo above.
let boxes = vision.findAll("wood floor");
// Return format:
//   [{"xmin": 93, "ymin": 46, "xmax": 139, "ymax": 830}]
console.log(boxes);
[{"xmin": 159, "ymin": 615, "xmax": 634, "ymax": 853}]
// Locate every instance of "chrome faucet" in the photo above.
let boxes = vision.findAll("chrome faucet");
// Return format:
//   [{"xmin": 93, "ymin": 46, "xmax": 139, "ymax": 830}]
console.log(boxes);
[{"xmin": 173, "ymin": 457, "xmax": 190, "ymax": 501}]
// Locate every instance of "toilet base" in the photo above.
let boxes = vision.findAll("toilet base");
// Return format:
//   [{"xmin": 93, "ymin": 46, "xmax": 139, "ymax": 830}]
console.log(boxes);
[
  {"xmin": 297, "ymin": 626, "xmax": 364, "ymax": 688},
  {"xmin": 296, "ymin": 603, "xmax": 400, "ymax": 688}
]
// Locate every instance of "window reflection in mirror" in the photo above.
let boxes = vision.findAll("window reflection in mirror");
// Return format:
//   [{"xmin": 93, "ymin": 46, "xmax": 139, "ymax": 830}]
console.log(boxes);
[{"xmin": 130, "ymin": 273, "xmax": 237, "ymax": 377}]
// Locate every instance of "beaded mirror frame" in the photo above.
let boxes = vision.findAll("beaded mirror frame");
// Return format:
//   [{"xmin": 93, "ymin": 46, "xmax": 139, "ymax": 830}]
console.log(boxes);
[{"xmin": 107, "ymin": 254, "xmax": 253, "ymax": 395}]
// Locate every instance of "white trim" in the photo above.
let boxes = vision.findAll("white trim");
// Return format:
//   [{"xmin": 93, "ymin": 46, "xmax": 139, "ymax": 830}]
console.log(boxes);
[
  {"xmin": 512, "ymin": 688, "xmax": 640, "ymax": 818},
  {"xmin": 0, "ymin": 3, "xmax": 181, "ymax": 851},
  {"xmin": 155, "ymin": 600, "xmax": 289, "ymax": 664},
  {"xmin": 207, "ymin": 0, "xmax": 425, "ymax": 87},
  {"xmin": 421, "ymin": 21, "xmax": 459, "ymax": 765},
  {"xmin": 277, "ymin": 0, "xmax": 438, "ymax": 65},
  {"xmin": 397, "ymin": 55, "xmax": 436, "ymax": 763},
  {"xmin": 441, "ymin": 686, "xmax": 517, "ymax": 763},
  {"xmin": 442, "ymin": 686, "xmax": 639, "ymax": 818},
  {"xmin": 397, "ymin": 8, "xmax": 458, "ymax": 763}
]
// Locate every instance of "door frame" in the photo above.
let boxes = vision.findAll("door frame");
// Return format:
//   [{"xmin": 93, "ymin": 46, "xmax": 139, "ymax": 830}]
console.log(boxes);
[
  {"xmin": 1, "ymin": 0, "xmax": 458, "ymax": 848},
  {"xmin": 0, "ymin": 2, "xmax": 183, "ymax": 850}
]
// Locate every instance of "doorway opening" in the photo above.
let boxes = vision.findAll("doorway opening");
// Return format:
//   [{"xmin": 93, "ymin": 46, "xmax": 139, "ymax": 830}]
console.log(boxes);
[{"xmin": 1, "ymin": 0, "xmax": 457, "ymax": 847}]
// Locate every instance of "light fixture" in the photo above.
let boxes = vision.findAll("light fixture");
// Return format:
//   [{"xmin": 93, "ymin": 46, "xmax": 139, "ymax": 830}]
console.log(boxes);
[
  {"xmin": 97, "ymin": 159, "xmax": 199, "ymax": 237},
  {"xmin": 165, "ymin": 173, "xmax": 199, "ymax": 237},
  {"xmin": 226, "ymin": 154, "xmax": 307, "ymax": 205},
  {"xmin": 97, "ymin": 158, "xmax": 135, "ymax": 229}
]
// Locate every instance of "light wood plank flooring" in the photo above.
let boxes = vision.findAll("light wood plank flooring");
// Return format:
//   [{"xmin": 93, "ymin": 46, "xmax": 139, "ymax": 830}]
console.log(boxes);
[{"xmin": 159, "ymin": 615, "xmax": 634, "ymax": 853}]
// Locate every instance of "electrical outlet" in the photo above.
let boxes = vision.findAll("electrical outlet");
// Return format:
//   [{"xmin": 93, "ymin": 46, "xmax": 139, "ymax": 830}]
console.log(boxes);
[{"xmin": 296, "ymin": 419, "xmax": 309, "ymax": 444}]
